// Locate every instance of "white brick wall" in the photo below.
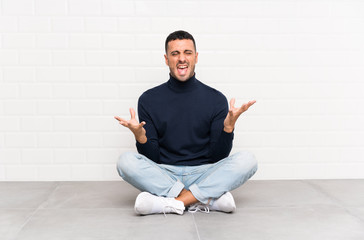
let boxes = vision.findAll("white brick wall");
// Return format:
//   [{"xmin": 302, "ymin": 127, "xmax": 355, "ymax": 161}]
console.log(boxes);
[{"xmin": 1, "ymin": 0, "xmax": 364, "ymax": 181}]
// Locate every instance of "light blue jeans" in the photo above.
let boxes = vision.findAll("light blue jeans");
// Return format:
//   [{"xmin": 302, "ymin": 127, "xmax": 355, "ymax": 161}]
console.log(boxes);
[{"xmin": 116, "ymin": 151, "xmax": 258, "ymax": 204}]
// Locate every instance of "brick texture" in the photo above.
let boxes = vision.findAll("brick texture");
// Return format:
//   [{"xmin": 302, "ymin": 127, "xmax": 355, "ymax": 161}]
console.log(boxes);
[{"xmin": 1, "ymin": 0, "xmax": 364, "ymax": 180}]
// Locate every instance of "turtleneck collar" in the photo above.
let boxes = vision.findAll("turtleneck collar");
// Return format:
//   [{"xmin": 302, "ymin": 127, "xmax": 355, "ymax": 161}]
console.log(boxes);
[{"xmin": 167, "ymin": 73, "xmax": 198, "ymax": 92}]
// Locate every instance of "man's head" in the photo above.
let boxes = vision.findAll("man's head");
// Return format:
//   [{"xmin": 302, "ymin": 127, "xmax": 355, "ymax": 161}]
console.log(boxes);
[{"xmin": 164, "ymin": 30, "xmax": 198, "ymax": 82}]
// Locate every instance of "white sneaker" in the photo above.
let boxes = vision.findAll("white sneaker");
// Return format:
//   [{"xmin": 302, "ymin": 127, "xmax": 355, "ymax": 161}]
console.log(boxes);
[
  {"xmin": 188, "ymin": 192, "xmax": 236, "ymax": 213},
  {"xmin": 134, "ymin": 192, "xmax": 185, "ymax": 215}
]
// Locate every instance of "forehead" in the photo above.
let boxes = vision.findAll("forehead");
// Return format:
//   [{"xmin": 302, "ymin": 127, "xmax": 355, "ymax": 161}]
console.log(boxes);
[{"xmin": 167, "ymin": 39, "xmax": 195, "ymax": 53}]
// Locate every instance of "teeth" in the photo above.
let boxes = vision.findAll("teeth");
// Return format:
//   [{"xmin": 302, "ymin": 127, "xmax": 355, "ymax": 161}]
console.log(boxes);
[{"xmin": 178, "ymin": 66, "xmax": 187, "ymax": 69}]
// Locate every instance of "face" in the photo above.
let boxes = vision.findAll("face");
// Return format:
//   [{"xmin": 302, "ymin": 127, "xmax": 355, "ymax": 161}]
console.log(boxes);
[{"xmin": 164, "ymin": 39, "xmax": 198, "ymax": 82}]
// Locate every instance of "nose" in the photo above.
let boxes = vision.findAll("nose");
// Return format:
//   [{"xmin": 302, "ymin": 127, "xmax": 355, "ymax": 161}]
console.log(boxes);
[{"xmin": 178, "ymin": 53, "xmax": 186, "ymax": 62}]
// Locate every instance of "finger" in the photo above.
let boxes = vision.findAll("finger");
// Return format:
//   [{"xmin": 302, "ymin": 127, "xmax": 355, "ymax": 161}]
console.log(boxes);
[
  {"xmin": 245, "ymin": 100, "xmax": 256, "ymax": 110},
  {"xmin": 229, "ymin": 98, "xmax": 236, "ymax": 109},
  {"xmin": 129, "ymin": 108, "xmax": 136, "ymax": 119},
  {"xmin": 139, "ymin": 121, "xmax": 146, "ymax": 127},
  {"xmin": 115, "ymin": 116, "xmax": 127, "ymax": 123},
  {"xmin": 239, "ymin": 100, "xmax": 256, "ymax": 112},
  {"xmin": 239, "ymin": 103, "xmax": 248, "ymax": 113},
  {"xmin": 248, "ymin": 100, "xmax": 256, "ymax": 106},
  {"xmin": 120, "ymin": 122, "xmax": 128, "ymax": 127},
  {"xmin": 117, "ymin": 118, "xmax": 129, "ymax": 126}
]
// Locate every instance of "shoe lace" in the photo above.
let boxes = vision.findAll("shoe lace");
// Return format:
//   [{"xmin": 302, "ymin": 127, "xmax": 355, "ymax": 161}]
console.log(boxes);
[
  {"xmin": 162, "ymin": 205, "xmax": 181, "ymax": 217},
  {"xmin": 188, "ymin": 203, "xmax": 210, "ymax": 213}
]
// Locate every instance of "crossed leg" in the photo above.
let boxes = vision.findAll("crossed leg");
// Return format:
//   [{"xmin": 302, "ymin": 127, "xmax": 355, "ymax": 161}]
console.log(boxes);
[
  {"xmin": 176, "ymin": 189, "xmax": 198, "ymax": 207},
  {"xmin": 117, "ymin": 151, "xmax": 257, "ymax": 214}
]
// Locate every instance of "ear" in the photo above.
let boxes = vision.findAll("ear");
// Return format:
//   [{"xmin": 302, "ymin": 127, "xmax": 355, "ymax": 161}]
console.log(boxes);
[
  {"xmin": 164, "ymin": 54, "xmax": 169, "ymax": 66},
  {"xmin": 195, "ymin": 52, "xmax": 198, "ymax": 64}
]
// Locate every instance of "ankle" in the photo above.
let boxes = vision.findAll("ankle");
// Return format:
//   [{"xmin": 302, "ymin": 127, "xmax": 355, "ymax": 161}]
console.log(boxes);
[{"xmin": 175, "ymin": 190, "xmax": 198, "ymax": 207}]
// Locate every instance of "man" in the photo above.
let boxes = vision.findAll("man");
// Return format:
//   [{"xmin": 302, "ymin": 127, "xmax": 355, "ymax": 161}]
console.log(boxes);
[{"xmin": 115, "ymin": 30, "xmax": 257, "ymax": 215}]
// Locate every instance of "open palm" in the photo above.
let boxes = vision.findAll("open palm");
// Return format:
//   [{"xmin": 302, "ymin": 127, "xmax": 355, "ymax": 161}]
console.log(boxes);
[
  {"xmin": 114, "ymin": 108, "xmax": 146, "ymax": 143},
  {"xmin": 224, "ymin": 98, "xmax": 256, "ymax": 133}
]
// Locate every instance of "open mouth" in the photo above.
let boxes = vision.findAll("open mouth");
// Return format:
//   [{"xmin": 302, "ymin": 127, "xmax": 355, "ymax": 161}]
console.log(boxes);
[{"xmin": 177, "ymin": 65, "xmax": 188, "ymax": 75}]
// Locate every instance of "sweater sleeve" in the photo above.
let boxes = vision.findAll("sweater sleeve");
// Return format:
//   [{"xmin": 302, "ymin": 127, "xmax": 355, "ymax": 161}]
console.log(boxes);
[
  {"xmin": 209, "ymin": 94, "xmax": 234, "ymax": 162},
  {"xmin": 135, "ymin": 94, "xmax": 160, "ymax": 163}
]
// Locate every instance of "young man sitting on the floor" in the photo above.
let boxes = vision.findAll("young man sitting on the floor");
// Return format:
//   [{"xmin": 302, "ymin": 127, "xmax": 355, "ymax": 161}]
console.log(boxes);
[{"xmin": 115, "ymin": 30, "xmax": 257, "ymax": 215}]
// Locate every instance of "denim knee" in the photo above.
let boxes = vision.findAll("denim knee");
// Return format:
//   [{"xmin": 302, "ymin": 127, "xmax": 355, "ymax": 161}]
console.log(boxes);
[
  {"xmin": 116, "ymin": 151, "xmax": 139, "ymax": 179},
  {"xmin": 231, "ymin": 151, "xmax": 258, "ymax": 179},
  {"xmin": 236, "ymin": 151, "xmax": 258, "ymax": 170}
]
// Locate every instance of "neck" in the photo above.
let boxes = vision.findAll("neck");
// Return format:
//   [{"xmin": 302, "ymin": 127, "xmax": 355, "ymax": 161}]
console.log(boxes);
[{"xmin": 168, "ymin": 73, "xmax": 197, "ymax": 92}]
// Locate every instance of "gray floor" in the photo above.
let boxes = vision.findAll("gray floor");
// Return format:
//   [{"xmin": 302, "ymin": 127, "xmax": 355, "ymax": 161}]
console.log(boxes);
[{"xmin": 1, "ymin": 180, "xmax": 364, "ymax": 240}]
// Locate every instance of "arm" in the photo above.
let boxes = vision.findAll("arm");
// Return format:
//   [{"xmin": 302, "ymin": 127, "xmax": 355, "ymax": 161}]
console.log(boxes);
[
  {"xmin": 135, "ymin": 96, "xmax": 160, "ymax": 162},
  {"xmin": 209, "ymin": 97, "xmax": 234, "ymax": 162},
  {"xmin": 114, "ymin": 97, "xmax": 160, "ymax": 162},
  {"xmin": 114, "ymin": 105, "xmax": 160, "ymax": 162},
  {"xmin": 114, "ymin": 108, "xmax": 147, "ymax": 144},
  {"xmin": 209, "ymin": 97, "xmax": 256, "ymax": 162}
]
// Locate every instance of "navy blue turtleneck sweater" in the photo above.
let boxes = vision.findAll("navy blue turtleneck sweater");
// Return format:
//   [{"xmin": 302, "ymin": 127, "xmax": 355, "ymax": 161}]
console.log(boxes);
[{"xmin": 136, "ymin": 74, "xmax": 234, "ymax": 166}]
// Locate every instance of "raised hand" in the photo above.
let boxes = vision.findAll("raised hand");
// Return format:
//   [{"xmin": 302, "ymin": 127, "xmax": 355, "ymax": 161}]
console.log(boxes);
[
  {"xmin": 224, "ymin": 98, "xmax": 256, "ymax": 133},
  {"xmin": 114, "ymin": 108, "xmax": 147, "ymax": 144}
]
